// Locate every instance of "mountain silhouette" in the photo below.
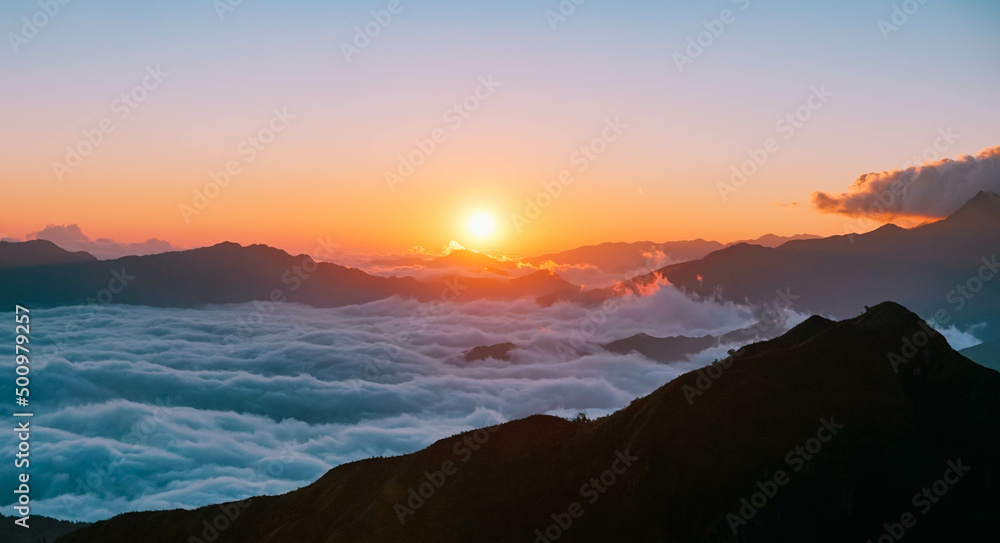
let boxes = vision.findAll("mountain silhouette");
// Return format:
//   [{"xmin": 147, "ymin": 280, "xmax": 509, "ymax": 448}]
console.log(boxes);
[
  {"xmin": 602, "ymin": 318, "xmax": 788, "ymax": 364},
  {"xmin": 727, "ymin": 233, "xmax": 822, "ymax": 247},
  {"xmin": 961, "ymin": 340, "xmax": 1000, "ymax": 371},
  {"xmin": 0, "ymin": 512, "xmax": 88, "ymax": 543},
  {"xmin": 0, "ymin": 239, "xmax": 96, "ymax": 269},
  {"xmin": 426, "ymin": 250, "xmax": 514, "ymax": 275},
  {"xmin": 55, "ymin": 302, "xmax": 1000, "ymax": 542},
  {"xmin": 464, "ymin": 342, "xmax": 517, "ymax": 362},
  {"xmin": 603, "ymin": 333, "xmax": 717, "ymax": 363},
  {"xmin": 642, "ymin": 192, "xmax": 1000, "ymax": 341},
  {"xmin": 526, "ymin": 239, "xmax": 725, "ymax": 274},
  {"xmin": 525, "ymin": 236, "xmax": 821, "ymax": 275},
  {"xmin": 0, "ymin": 242, "xmax": 573, "ymax": 309},
  {"xmin": 0, "ymin": 242, "xmax": 422, "ymax": 308}
]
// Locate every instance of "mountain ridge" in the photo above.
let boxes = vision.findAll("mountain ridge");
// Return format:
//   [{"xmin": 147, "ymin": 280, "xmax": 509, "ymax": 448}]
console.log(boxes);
[{"xmin": 0, "ymin": 239, "xmax": 96, "ymax": 269}]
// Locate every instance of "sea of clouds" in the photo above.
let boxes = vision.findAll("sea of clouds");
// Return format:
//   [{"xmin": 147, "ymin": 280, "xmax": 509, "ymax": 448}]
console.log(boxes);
[{"xmin": 0, "ymin": 285, "xmax": 807, "ymax": 522}]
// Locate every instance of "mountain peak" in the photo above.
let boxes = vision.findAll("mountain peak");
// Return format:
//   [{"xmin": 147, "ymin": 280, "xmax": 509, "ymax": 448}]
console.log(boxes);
[
  {"xmin": 971, "ymin": 190, "xmax": 1000, "ymax": 203},
  {"xmin": 949, "ymin": 191, "xmax": 1000, "ymax": 220},
  {"xmin": 0, "ymin": 239, "xmax": 97, "ymax": 269},
  {"xmin": 854, "ymin": 301, "xmax": 921, "ymax": 329}
]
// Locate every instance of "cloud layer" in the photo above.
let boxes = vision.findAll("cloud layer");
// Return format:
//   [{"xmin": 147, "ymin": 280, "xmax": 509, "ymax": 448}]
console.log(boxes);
[
  {"xmin": 0, "ymin": 287, "xmax": 806, "ymax": 522},
  {"xmin": 26, "ymin": 224, "xmax": 176, "ymax": 260},
  {"xmin": 812, "ymin": 145, "xmax": 1000, "ymax": 219}
]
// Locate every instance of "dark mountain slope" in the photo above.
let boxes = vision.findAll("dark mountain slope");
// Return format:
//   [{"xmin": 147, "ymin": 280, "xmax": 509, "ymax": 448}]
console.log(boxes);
[
  {"xmin": 0, "ymin": 242, "xmax": 422, "ymax": 308},
  {"xmin": 0, "ymin": 513, "xmax": 89, "ymax": 543},
  {"xmin": 0, "ymin": 242, "xmax": 574, "ymax": 309},
  {"xmin": 57, "ymin": 302, "xmax": 1000, "ymax": 542},
  {"xmin": 961, "ymin": 340, "xmax": 1000, "ymax": 372},
  {"xmin": 657, "ymin": 192, "xmax": 1000, "ymax": 341}
]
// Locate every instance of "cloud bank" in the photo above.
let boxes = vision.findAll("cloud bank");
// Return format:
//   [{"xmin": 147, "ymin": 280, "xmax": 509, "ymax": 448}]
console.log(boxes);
[
  {"xmin": 26, "ymin": 224, "xmax": 176, "ymax": 260},
  {"xmin": 0, "ymin": 287, "xmax": 806, "ymax": 522},
  {"xmin": 812, "ymin": 145, "xmax": 1000, "ymax": 219}
]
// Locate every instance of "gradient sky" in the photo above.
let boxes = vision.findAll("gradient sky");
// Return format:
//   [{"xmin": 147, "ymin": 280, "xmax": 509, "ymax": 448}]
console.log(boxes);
[{"xmin": 2, "ymin": 0, "xmax": 999, "ymax": 257}]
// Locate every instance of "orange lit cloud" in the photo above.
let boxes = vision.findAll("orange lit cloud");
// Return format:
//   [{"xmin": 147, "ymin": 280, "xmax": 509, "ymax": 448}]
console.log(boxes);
[
  {"xmin": 811, "ymin": 145, "xmax": 1000, "ymax": 219},
  {"xmin": 25, "ymin": 224, "xmax": 176, "ymax": 260}
]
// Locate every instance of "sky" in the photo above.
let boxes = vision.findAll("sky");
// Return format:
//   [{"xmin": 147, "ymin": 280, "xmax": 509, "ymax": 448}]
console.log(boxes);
[{"xmin": 2, "ymin": 0, "xmax": 999, "ymax": 257}]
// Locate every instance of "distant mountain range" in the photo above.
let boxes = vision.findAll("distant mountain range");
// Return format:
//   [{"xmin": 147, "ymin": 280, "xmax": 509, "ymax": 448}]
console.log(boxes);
[
  {"xmin": 3, "ymin": 193, "xmax": 997, "ymax": 349},
  {"xmin": 0, "ymin": 242, "xmax": 571, "ymax": 309},
  {"xmin": 0, "ymin": 239, "xmax": 96, "ymax": 269},
  {"xmin": 525, "ymin": 239, "xmax": 724, "ymax": 274},
  {"xmin": 54, "ymin": 302, "xmax": 1000, "ymax": 542},
  {"xmin": 602, "ymin": 319, "xmax": 788, "ymax": 364},
  {"xmin": 0, "ymin": 232, "xmax": 816, "ymax": 311},
  {"xmin": 543, "ymin": 193, "xmax": 1000, "ymax": 351},
  {"xmin": 657, "ymin": 191, "xmax": 1000, "ymax": 341},
  {"xmin": 523, "ymin": 235, "xmax": 819, "ymax": 274}
]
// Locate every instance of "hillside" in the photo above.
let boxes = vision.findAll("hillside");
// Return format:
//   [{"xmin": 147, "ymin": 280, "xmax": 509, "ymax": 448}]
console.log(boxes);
[{"xmin": 650, "ymin": 192, "xmax": 1000, "ymax": 341}]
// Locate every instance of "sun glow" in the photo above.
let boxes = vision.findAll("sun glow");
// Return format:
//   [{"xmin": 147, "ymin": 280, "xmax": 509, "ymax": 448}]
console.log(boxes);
[{"xmin": 468, "ymin": 212, "xmax": 495, "ymax": 238}]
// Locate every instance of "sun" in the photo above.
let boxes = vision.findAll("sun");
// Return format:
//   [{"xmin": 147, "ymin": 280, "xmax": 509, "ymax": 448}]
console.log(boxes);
[{"xmin": 468, "ymin": 212, "xmax": 495, "ymax": 238}]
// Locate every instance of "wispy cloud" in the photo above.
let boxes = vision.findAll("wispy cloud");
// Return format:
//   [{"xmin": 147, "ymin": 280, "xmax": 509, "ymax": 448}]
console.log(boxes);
[{"xmin": 25, "ymin": 224, "xmax": 176, "ymax": 260}]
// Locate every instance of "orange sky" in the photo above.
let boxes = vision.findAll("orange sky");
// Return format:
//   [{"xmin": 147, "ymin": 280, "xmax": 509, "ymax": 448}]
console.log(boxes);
[{"xmin": 3, "ymin": 0, "xmax": 999, "ymax": 258}]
